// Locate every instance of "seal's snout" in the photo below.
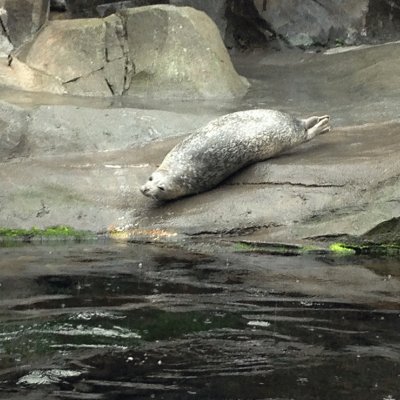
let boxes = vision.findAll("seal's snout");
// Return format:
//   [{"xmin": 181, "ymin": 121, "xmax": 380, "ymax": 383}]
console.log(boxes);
[{"xmin": 140, "ymin": 185, "xmax": 150, "ymax": 196}]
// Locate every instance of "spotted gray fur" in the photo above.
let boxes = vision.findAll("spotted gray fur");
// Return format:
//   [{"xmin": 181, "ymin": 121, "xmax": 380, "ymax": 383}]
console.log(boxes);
[{"xmin": 141, "ymin": 109, "xmax": 330, "ymax": 200}]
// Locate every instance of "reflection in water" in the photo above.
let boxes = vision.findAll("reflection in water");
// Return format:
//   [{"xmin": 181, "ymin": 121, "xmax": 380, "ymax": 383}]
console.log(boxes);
[{"xmin": 0, "ymin": 242, "xmax": 399, "ymax": 399}]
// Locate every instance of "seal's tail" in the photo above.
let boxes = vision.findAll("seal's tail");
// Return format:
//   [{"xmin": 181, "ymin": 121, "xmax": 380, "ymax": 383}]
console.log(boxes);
[{"xmin": 303, "ymin": 115, "xmax": 330, "ymax": 140}]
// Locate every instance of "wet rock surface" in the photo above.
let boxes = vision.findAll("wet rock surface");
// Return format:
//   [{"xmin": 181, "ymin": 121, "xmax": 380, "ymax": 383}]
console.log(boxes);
[
  {"xmin": 0, "ymin": 43, "xmax": 399, "ymax": 245},
  {"xmin": 0, "ymin": 242, "xmax": 399, "ymax": 399}
]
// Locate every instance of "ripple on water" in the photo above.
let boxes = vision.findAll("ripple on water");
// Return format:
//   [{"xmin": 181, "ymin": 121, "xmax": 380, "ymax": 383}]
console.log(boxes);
[{"xmin": 0, "ymin": 243, "xmax": 399, "ymax": 399}]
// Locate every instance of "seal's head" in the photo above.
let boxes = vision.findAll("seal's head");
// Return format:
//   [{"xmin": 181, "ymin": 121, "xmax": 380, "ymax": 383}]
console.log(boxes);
[{"xmin": 140, "ymin": 170, "xmax": 185, "ymax": 201}]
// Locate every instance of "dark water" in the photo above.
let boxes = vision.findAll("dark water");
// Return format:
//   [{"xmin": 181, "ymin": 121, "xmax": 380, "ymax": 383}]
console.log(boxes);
[{"xmin": 0, "ymin": 242, "xmax": 399, "ymax": 400}]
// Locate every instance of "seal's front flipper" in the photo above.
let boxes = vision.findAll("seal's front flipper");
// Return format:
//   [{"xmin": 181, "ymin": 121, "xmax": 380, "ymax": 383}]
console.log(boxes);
[{"xmin": 303, "ymin": 115, "xmax": 330, "ymax": 140}]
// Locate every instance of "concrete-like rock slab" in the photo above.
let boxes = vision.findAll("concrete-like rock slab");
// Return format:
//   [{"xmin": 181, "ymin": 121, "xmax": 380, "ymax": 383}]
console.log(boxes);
[
  {"xmin": 1, "ymin": 121, "xmax": 399, "ymax": 243},
  {"xmin": 0, "ymin": 102, "xmax": 215, "ymax": 161}
]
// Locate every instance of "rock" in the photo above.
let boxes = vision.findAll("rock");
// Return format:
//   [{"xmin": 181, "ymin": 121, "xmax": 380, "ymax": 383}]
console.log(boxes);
[
  {"xmin": 50, "ymin": 0, "xmax": 67, "ymax": 11},
  {"xmin": 0, "ymin": 101, "xmax": 30, "ymax": 160},
  {"xmin": 69, "ymin": 0, "xmax": 165, "ymax": 17},
  {"xmin": 1, "ymin": 41, "xmax": 400, "ymax": 244},
  {"xmin": 97, "ymin": 0, "xmax": 268, "ymax": 50},
  {"xmin": 360, "ymin": 217, "xmax": 400, "ymax": 244},
  {"xmin": 15, "ymin": 16, "xmax": 130, "ymax": 96},
  {"xmin": 170, "ymin": 0, "xmax": 228, "ymax": 42},
  {"xmin": 0, "ymin": 7, "xmax": 13, "ymax": 57},
  {"xmin": 19, "ymin": 18, "xmax": 106, "ymax": 83},
  {"xmin": 1, "ymin": 114, "xmax": 399, "ymax": 240},
  {"xmin": 128, "ymin": 117, "xmax": 400, "ymax": 241},
  {"xmin": 365, "ymin": 0, "xmax": 400, "ymax": 44},
  {"xmin": 44, "ymin": 0, "xmax": 400, "ymax": 50},
  {"xmin": 0, "ymin": 103, "xmax": 215, "ymax": 161},
  {"xmin": 96, "ymin": 1, "xmax": 168, "ymax": 18},
  {"xmin": 0, "ymin": 33, "xmax": 12, "ymax": 57},
  {"xmin": 103, "ymin": 13, "xmax": 133, "ymax": 95},
  {"xmin": 14, "ymin": 5, "xmax": 248, "ymax": 99},
  {"xmin": 1, "ymin": 0, "xmax": 49, "ymax": 48},
  {"xmin": 253, "ymin": 0, "xmax": 369, "ymax": 47},
  {"xmin": 122, "ymin": 5, "xmax": 249, "ymax": 99},
  {"xmin": 0, "ymin": 103, "xmax": 215, "ymax": 231},
  {"xmin": 98, "ymin": 0, "xmax": 229, "ymax": 42},
  {"xmin": 64, "ymin": 0, "xmax": 98, "ymax": 17},
  {"xmin": 225, "ymin": 0, "xmax": 271, "ymax": 49},
  {"xmin": 0, "ymin": 57, "xmax": 65, "ymax": 94}
]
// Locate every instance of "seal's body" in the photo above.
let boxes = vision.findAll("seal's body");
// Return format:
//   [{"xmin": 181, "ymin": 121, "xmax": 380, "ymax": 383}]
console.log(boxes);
[{"xmin": 141, "ymin": 109, "xmax": 330, "ymax": 201}]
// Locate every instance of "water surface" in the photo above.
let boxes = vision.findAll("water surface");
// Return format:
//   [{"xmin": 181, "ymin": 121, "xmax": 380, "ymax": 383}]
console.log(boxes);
[{"xmin": 0, "ymin": 242, "xmax": 399, "ymax": 399}]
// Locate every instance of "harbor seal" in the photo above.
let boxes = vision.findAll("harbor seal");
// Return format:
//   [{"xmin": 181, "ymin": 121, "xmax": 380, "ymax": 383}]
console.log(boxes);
[{"xmin": 140, "ymin": 109, "xmax": 330, "ymax": 201}]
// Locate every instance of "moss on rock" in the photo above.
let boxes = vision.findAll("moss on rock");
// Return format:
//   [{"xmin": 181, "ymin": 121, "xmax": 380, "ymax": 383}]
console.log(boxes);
[
  {"xmin": 328, "ymin": 243, "xmax": 357, "ymax": 256},
  {"xmin": 0, "ymin": 226, "xmax": 95, "ymax": 243},
  {"xmin": 235, "ymin": 240, "xmax": 400, "ymax": 258}
]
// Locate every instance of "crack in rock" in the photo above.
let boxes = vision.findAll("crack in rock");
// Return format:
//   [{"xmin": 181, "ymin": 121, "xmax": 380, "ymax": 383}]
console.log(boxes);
[
  {"xmin": 104, "ymin": 14, "xmax": 134, "ymax": 95},
  {"xmin": 227, "ymin": 181, "xmax": 346, "ymax": 188},
  {"xmin": 187, "ymin": 224, "xmax": 282, "ymax": 237},
  {"xmin": 104, "ymin": 77, "xmax": 115, "ymax": 95}
]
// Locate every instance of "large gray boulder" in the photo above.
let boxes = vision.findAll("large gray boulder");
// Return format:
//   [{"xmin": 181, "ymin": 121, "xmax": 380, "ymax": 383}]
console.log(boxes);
[
  {"xmin": 14, "ymin": 5, "xmax": 248, "ymax": 99},
  {"xmin": 122, "ymin": 5, "xmax": 249, "ymax": 99}
]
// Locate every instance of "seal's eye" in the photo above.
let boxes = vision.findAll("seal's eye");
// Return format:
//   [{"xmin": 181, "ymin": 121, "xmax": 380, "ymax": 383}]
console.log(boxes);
[
  {"xmin": 158, "ymin": 186, "xmax": 165, "ymax": 191},
  {"xmin": 148, "ymin": 176, "xmax": 153, "ymax": 181}
]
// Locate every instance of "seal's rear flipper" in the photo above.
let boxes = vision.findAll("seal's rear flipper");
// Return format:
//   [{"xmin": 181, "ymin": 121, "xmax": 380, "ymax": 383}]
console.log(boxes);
[{"xmin": 303, "ymin": 115, "xmax": 330, "ymax": 140}]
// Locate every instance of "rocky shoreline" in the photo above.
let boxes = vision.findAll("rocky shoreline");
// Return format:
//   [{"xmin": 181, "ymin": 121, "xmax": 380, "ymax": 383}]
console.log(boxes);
[{"xmin": 0, "ymin": 2, "xmax": 399, "ymax": 251}]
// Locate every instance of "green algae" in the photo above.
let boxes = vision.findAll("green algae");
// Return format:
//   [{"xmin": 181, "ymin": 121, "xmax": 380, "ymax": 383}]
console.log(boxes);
[
  {"xmin": 235, "ymin": 241, "xmax": 400, "ymax": 258},
  {"xmin": 0, "ymin": 225, "xmax": 96, "ymax": 243},
  {"xmin": 335, "ymin": 242, "xmax": 400, "ymax": 257},
  {"xmin": 234, "ymin": 241, "xmax": 327, "ymax": 256},
  {"xmin": 328, "ymin": 242, "xmax": 357, "ymax": 256}
]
